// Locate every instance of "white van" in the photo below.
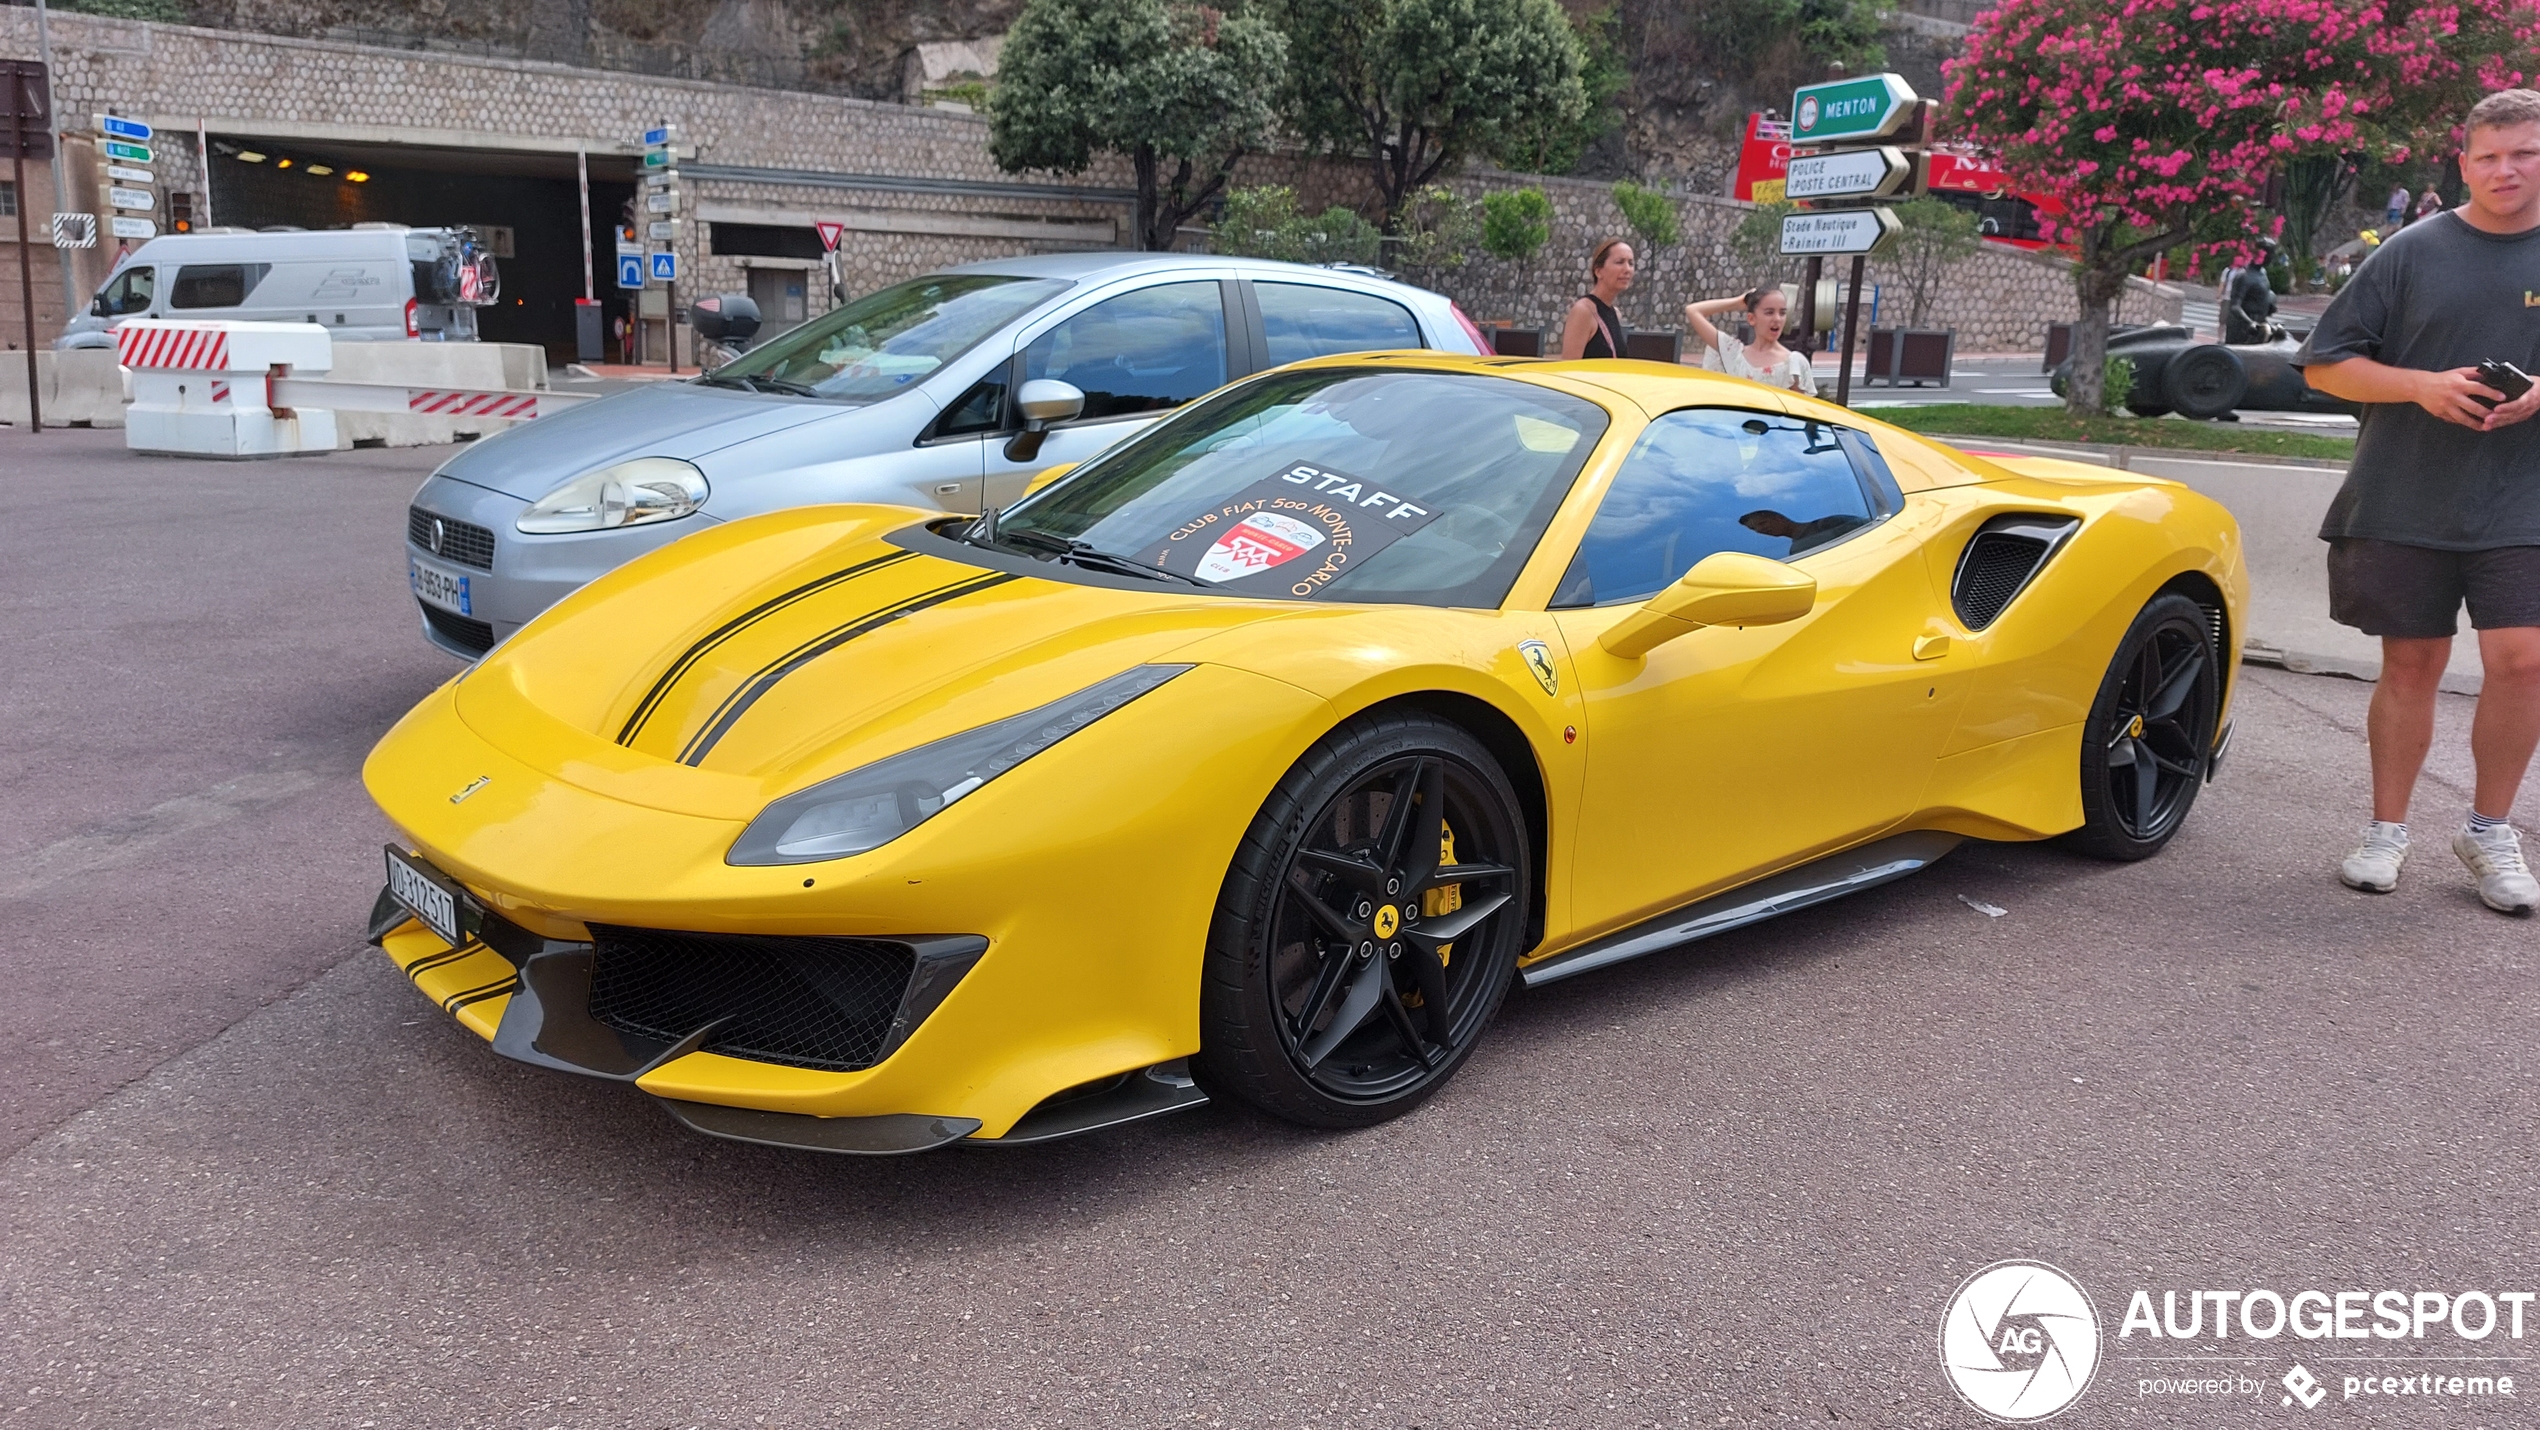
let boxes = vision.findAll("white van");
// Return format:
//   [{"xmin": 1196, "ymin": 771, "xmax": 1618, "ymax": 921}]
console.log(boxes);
[{"xmin": 55, "ymin": 225, "xmax": 500, "ymax": 350}]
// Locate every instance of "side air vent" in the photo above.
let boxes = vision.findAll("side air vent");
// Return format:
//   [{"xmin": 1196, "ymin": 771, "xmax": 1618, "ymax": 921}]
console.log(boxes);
[{"xmin": 1952, "ymin": 515, "xmax": 2080, "ymax": 629}]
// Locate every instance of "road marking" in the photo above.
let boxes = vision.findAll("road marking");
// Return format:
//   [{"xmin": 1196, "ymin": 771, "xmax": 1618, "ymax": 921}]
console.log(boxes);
[{"xmin": 0, "ymin": 769, "xmax": 322, "ymax": 901}]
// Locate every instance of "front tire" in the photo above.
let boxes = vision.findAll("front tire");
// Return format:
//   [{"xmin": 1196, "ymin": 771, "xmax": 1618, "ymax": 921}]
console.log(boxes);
[
  {"xmin": 1195, "ymin": 713, "xmax": 1530, "ymax": 1128},
  {"xmin": 2064, "ymin": 593, "xmax": 2221, "ymax": 861}
]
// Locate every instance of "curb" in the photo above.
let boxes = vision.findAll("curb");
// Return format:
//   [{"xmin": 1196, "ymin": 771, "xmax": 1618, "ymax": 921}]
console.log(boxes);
[{"xmin": 1922, "ymin": 434, "xmax": 2351, "ymax": 472}]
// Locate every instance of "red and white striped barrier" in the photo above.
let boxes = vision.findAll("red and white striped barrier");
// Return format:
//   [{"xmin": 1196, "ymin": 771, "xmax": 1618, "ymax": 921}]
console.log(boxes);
[{"xmin": 115, "ymin": 319, "xmax": 591, "ymax": 457}]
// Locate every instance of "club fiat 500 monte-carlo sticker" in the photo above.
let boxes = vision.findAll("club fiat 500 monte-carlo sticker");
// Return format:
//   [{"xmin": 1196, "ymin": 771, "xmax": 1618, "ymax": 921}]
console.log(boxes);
[{"xmin": 1151, "ymin": 462, "xmax": 1442, "ymax": 597}]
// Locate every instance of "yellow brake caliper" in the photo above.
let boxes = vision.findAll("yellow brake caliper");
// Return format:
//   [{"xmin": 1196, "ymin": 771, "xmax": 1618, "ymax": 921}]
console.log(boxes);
[{"xmin": 1421, "ymin": 824, "xmax": 1462, "ymax": 968}]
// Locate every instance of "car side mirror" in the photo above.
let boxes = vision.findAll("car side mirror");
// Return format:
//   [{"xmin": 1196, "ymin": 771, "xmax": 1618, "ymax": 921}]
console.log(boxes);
[
  {"xmin": 1002, "ymin": 379, "xmax": 1085, "ymax": 463},
  {"xmin": 1024, "ymin": 461, "xmax": 1079, "ymax": 496},
  {"xmin": 1598, "ymin": 551, "xmax": 1817, "ymax": 660}
]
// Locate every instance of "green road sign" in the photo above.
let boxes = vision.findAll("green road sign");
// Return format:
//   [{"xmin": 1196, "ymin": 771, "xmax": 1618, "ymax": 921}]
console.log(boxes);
[
  {"xmin": 1789, "ymin": 74, "xmax": 1919, "ymax": 145},
  {"xmin": 643, "ymin": 148, "xmax": 671, "ymax": 170},
  {"xmin": 102, "ymin": 139, "xmax": 152, "ymax": 164}
]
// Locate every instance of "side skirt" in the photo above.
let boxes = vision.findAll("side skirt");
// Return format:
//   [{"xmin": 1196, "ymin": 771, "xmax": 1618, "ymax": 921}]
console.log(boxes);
[{"xmin": 1518, "ymin": 830, "xmax": 1964, "ymax": 988}]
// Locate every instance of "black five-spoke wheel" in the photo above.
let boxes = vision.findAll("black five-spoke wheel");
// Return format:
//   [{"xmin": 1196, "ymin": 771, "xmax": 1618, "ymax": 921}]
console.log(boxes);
[
  {"xmin": 2068, "ymin": 592, "xmax": 2221, "ymax": 860},
  {"xmin": 1198, "ymin": 713, "xmax": 1529, "ymax": 1126}
]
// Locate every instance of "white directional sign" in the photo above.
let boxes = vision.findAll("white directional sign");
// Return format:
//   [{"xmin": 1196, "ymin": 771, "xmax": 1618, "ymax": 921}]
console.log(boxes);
[
  {"xmin": 648, "ymin": 220, "xmax": 676, "ymax": 240},
  {"xmin": 108, "ymin": 187, "xmax": 155, "ymax": 212},
  {"xmin": 645, "ymin": 190, "xmax": 676, "ymax": 213},
  {"xmin": 1785, "ymin": 147, "xmax": 1913, "ymax": 201},
  {"xmin": 110, "ymin": 216, "xmax": 156, "ymax": 240},
  {"xmin": 107, "ymin": 164, "xmax": 153, "ymax": 185},
  {"xmin": 1779, "ymin": 208, "xmax": 1902, "ymax": 256}
]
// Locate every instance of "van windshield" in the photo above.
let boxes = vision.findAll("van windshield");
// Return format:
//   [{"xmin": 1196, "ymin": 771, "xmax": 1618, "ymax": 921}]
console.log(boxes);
[{"xmin": 707, "ymin": 275, "xmax": 1066, "ymax": 403}]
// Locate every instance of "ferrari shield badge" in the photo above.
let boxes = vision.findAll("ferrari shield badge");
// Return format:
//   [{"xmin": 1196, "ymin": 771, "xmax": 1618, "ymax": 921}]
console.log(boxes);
[{"xmin": 1518, "ymin": 640, "xmax": 1559, "ymax": 697}]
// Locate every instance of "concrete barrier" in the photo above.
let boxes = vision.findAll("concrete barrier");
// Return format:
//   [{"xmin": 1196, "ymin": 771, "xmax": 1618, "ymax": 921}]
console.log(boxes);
[
  {"xmin": 325, "ymin": 343, "xmax": 552, "ymax": 446},
  {"xmin": 0, "ymin": 350, "xmax": 130, "ymax": 429}
]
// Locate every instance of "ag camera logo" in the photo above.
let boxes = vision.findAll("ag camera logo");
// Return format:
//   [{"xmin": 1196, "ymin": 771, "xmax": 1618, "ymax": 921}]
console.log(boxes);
[{"xmin": 1940, "ymin": 1260, "xmax": 2103, "ymax": 1422}]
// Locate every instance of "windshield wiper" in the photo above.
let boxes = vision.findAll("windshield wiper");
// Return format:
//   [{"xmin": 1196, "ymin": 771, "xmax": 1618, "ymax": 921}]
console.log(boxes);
[
  {"xmin": 697, "ymin": 372, "xmax": 819, "ymax": 397},
  {"xmin": 969, "ymin": 518, "xmax": 1214, "ymax": 589}
]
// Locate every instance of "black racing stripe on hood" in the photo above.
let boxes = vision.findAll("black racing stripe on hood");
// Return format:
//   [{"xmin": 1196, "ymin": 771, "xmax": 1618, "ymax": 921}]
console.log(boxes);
[
  {"xmin": 616, "ymin": 550, "xmax": 920, "ymax": 747},
  {"xmin": 676, "ymin": 572, "xmax": 1021, "ymax": 768}
]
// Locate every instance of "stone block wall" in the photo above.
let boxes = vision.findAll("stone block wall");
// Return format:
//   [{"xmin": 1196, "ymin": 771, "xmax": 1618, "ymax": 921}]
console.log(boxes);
[{"xmin": 1345, "ymin": 169, "xmax": 2181, "ymax": 355}]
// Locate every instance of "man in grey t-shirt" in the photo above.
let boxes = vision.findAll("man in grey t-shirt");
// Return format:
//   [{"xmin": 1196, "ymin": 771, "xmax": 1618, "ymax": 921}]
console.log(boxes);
[{"xmin": 2300, "ymin": 88, "xmax": 2540, "ymax": 914}]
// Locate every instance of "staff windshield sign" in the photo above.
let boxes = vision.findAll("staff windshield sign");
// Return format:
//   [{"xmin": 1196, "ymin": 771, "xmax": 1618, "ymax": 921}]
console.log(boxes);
[
  {"xmin": 1151, "ymin": 462, "xmax": 1443, "ymax": 598},
  {"xmin": 1790, "ymin": 74, "xmax": 1919, "ymax": 144}
]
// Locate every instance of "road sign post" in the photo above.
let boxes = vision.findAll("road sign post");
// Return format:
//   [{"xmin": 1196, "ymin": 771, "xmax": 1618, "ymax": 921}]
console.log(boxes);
[{"xmin": 6, "ymin": 61, "xmax": 51, "ymax": 433}]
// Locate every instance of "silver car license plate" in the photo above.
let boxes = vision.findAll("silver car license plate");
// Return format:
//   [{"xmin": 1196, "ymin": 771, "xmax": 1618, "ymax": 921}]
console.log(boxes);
[
  {"xmin": 410, "ymin": 556, "xmax": 472, "ymax": 616},
  {"xmin": 384, "ymin": 845, "xmax": 467, "ymax": 947}
]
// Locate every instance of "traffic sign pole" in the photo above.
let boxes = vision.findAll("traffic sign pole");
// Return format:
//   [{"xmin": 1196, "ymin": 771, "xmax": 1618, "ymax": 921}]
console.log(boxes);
[
  {"xmin": 1836, "ymin": 254, "xmax": 1868, "ymax": 408},
  {"xmin": 12, "ymin": 64, "xmax": 40, "ymax": 433}
]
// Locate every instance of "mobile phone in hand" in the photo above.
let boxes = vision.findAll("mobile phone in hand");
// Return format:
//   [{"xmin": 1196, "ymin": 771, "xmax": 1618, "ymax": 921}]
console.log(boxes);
[{"xmin": 2473, "ymin": 359, "xmax": 2534, "ymax": 407}]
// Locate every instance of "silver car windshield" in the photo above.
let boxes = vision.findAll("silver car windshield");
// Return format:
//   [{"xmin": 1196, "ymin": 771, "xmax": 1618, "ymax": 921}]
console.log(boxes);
[
  {"xmin": 999, "ymin": 368, "xmax": 1609, "ymax": 608},
  {"xmin": 711, "ymin": 275, "xmax": 1067, "ymax": 402}
]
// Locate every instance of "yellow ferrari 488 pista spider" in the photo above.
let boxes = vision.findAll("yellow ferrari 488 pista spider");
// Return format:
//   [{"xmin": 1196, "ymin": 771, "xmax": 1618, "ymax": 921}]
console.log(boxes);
[{"xmin": 365, "ymin": 353, "xmax": 2244, "ymax": 1152}]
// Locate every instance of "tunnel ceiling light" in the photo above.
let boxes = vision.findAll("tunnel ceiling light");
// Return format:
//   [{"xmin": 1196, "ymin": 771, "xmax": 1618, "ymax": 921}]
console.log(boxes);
[
  {"xmin": 344, "ymin": 170, "xmax": 369, "ymax": 183},
  {"xmin": 305, "ymin": 164, "xmax": 334, "ymax": 176},
  {"xmin": 237, "ymin": 151, "xmax": 266, "ymax": 163}
]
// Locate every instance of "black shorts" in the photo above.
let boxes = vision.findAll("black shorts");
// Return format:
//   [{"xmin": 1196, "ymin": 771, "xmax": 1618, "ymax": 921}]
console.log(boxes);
[{"xmin": 2326, "ymin": 538, "xmax": 2540, "ymax": 638}]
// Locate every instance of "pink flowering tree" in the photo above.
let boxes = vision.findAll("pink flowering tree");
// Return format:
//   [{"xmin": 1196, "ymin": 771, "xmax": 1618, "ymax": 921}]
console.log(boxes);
[{"xmin": 1946, "ymin": 0, "xmax": 2540, "ymax": 412}]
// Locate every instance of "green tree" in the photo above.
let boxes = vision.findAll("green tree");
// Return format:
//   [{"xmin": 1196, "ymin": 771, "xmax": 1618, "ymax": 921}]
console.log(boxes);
[
  {"xmin": 1882, "ymin": 196, "xmax": 1981, "ymax": 327},
  {"xmin": 1211, "ymin": 185, "xmax": 1385, "ymax": 264},
  {"xmin": 1490, "ymin": 5, "xmax": 1627, "ymax": 176},
  {"xmin": 1390, "ymin": 184, "xmax": 1482, "ymax": 276},
  {"xmin": 991, "ymin": 0, "xmax": 1289, "ymax": 251},
  {"xmin": 1480, "ymin": 187, "xmax": 1554, "ymax": 263},
  {"xmin": 1611, "ymin": 181, "xmax": 1679, "ymax": 249},
  {"xmin": 1272, "ymin": 0, "xmax": 1588, "ymax": 230}
]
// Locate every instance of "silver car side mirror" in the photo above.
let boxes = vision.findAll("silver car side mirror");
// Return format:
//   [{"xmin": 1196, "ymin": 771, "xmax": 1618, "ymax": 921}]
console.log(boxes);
[{"xmin": 1004, "ymin": 379, "xmax": 1085, "ymax": 462}]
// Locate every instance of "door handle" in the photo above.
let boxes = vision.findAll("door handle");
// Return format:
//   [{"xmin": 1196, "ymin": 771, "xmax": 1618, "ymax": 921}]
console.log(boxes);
[{"xmin": 1913, "ymin": 634, "xmax": 1952, "ymax": 661}]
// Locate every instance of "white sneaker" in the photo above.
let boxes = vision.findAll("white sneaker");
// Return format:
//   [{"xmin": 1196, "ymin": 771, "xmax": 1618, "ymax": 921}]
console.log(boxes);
[
  {"xmin": 2452, "ymin": 823, "xmax": 2540, "ymax": 915},
  {"xmin": 2340, "ymin": 821, "xmax": 2409, "ymax": 893}
]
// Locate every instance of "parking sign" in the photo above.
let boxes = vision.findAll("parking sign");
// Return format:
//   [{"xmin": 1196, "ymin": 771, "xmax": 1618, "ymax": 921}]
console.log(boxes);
[
  {"xmin": 617, "ymin": 254, "xmax": 645, "ymax": 289},
  {"xmin": 650, "ymin": 251, "xmax": 678, "ymax": 282}
]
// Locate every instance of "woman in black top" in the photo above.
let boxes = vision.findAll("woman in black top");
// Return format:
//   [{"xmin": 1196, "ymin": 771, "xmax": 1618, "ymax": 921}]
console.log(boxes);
[{"xmin": 1557, "ymin": 237, "xmax": 1635, "ymax": 359}]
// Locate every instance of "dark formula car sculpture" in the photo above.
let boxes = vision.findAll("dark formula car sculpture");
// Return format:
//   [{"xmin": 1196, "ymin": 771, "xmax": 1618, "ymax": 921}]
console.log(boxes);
[{"xmin": 2051, "ymin": 322, "xmax": 2359, "ymax": 421}]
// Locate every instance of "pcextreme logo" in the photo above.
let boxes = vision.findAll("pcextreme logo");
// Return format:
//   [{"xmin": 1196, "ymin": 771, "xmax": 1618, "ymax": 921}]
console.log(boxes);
[{"xmin": 1939, "ymin": 1260, "xmax": 2103, "ymax": 1422}]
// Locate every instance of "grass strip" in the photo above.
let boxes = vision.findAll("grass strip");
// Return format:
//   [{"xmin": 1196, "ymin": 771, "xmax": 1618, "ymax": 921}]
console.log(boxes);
[{"xmin": 1869, "ymin": 403, "xmax": 2356, "ymax": 461}]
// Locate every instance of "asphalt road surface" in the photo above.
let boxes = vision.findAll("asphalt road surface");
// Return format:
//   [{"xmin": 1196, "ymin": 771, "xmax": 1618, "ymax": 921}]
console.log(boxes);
[{"xmin": 3, "ymin": 428, "xmax": 2533, "ymax": 1430}]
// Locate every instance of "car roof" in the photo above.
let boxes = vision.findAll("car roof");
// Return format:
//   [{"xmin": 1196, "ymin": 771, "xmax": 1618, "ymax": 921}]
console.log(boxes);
[
  {"xmin": 1277, "ymin": 350, "xmax": 1784, "ymax": 409},
  {"xmin": 943, "ymin": 249, "xmax": 1444, "ymax": 296}
]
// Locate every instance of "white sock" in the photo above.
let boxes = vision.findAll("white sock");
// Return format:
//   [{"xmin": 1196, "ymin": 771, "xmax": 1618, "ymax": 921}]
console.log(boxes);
[{"xmin": 2468, "ymin": 811, "xmax": 2510, "ymax": 835}]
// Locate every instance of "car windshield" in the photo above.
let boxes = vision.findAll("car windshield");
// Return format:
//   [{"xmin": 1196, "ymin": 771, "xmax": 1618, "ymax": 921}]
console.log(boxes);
[
  {"xmin": 998, "ymin": 368, "xmax": 1610, "ymax": 607},
  {"xmin": 709, "ymin": 274, "xmax": 1067, "ymax": 402}
]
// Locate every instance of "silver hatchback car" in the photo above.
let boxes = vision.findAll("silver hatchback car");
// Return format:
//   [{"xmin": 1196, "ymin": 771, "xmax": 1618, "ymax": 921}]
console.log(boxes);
[{"xmin": 404, "ymin": 252, "xmax": 1489, "ymax": 656}]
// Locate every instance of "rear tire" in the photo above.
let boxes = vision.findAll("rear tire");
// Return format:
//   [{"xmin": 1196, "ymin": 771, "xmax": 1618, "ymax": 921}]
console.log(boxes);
[
  {"xmin": 2064, "ymin": 593, "xmax": 2221, "ymax": 861},
  {"xmin": 2163, "ymin": 344, "xmax": 2248, "ymax": 420},
  {"xmin": 1195, "ymin": 713, "xmax": 1529, "ymax": 1128}
]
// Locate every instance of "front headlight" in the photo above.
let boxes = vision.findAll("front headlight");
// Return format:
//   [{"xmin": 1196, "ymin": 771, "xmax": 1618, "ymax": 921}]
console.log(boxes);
[
  {"xmin": 516, "ymin": 457, "xmax": 709, "ymax": 534},
  {"xmin": 726, "ymin": 665, "xmax": 1194, "ymax": 866}
]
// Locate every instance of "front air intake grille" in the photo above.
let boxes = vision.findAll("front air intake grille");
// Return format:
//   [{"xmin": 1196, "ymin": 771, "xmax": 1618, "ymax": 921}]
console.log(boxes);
[
  {"xmin": 420, "ymin": 601, "xmax": 497, "ymax": 655},
  {"xmin": 1952, "ymin": 515, "xmax": 2080, "ymax": 630},
  {"xmin": 586, "ymin": 926, "xmax": 919, "ymax": 1073},
  {"xmin": 408, "ymin": 506, "xmax": 496, "ymax": 570}
]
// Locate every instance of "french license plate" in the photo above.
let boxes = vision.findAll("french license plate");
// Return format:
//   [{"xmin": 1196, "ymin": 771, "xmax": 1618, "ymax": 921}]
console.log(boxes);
[
  {"xmin": 384, "ymin": 845, "xmax": 468, "ymax": 947},
  {"xmin": 410, "ymin": 557, "xmax": 472, "ymax": 616}
]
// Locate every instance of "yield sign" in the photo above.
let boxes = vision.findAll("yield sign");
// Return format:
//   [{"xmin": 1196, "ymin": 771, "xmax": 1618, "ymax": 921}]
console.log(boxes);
[{"xmin": 815, "ymin": 221, "xmax": 845, "ymax": 253}]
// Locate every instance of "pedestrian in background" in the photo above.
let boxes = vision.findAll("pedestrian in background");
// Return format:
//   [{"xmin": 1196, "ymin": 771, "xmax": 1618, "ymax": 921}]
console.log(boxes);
[
  {"xmin": 2414, "ymin": 186, "xmax": 2448, "ymax": 225},
  {"xmin": 2300, "ymin": 88, "xmax": 2540, "ymax": 914},
  {"xmin": 2385, "ymin": 181, "xmax": 2413, "ymax": 230},
  {"xmin": 1682, "ymin": 286, "xmax": 1821, "ymax": 395},
  {"xmin": 1556, "ymin": 239, "xmax": 1635, "ymax": 360}
]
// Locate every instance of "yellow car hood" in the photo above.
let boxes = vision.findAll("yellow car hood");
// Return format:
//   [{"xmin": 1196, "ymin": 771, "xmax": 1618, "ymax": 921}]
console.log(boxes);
[{"xmin": 449, "ymin": 506, "xmax": 1294, "ymax": 818}]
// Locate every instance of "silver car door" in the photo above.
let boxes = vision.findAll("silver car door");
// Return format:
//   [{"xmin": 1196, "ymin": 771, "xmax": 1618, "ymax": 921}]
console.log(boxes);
[{"xmin": 982, "ymin": 276, "xmax": 1235, "ymax": 511}]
